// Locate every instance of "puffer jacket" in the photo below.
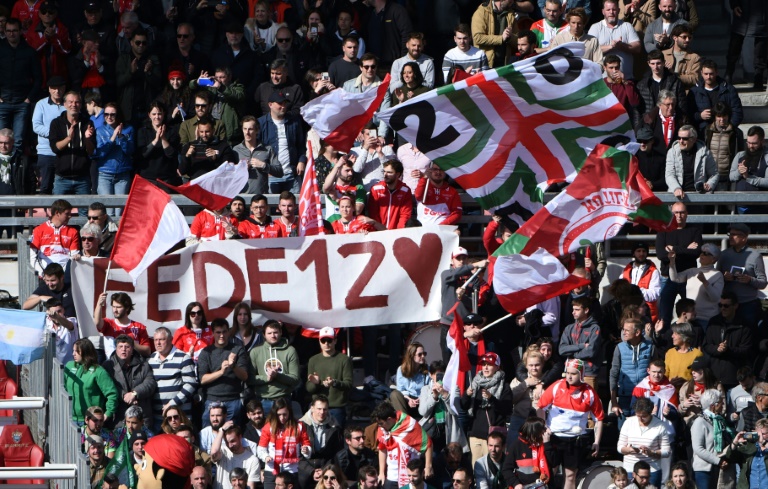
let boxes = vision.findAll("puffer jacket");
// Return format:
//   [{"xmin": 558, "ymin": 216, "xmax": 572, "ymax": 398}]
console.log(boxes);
[{"xmin": 706, "ymin": 123, "xmax": 744, "ymax": 179}]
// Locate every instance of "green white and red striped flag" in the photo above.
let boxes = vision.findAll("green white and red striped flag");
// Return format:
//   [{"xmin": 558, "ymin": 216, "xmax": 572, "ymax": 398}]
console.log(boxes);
[
  {"xmin": 494, "ymin": 144, "xmax": 676, "ymax": 259},
  {"xmin": 377, "ymin": 43, "xmax": 634, "ymax": 223}
]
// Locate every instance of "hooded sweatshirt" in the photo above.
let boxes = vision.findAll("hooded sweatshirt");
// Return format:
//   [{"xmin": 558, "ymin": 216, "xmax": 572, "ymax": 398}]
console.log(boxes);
[{"xmin": 249, "ymin": 338, "xmax": 300, "ymax": 399}]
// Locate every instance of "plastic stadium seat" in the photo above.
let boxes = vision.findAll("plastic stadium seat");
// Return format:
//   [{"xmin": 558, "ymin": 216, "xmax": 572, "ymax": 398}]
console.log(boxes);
[{"xmin": 0, "ymin": 424, "xmax": 44, "ymax": 484}]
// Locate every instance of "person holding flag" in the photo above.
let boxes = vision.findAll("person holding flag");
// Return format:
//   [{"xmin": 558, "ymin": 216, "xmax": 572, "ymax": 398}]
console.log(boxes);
[
  {"xmin": 412, "ymin": 164, "xmax": 463, "ymax": 227},
  {"xmin": 372, "ymin": 401, "xmax": 432, "ymax": 489}
]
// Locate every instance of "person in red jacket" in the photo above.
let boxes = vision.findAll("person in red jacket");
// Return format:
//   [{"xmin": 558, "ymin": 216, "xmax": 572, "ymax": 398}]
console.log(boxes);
[
  {"xmin": 331, "ymin": 194, "xmax": 383, "ymax": 234},
  {"xmin": 24, "ymin": 1, "xmax": 70, "ymax": 86},
  {"xmin": 187, "ymin": 207, "xmax": 239, "ymax": 244},
  {"xmin": 367, "ymin": 159, "xmax": 412, "ymax": 230},
  {"xmin": 172, "ymin": 301, "xmax": 214, "ymax": 362},
  {"xmin": 11, "ymin": 0, "xmax": 41, "ymax": 31},
  {"xmin": 412, "ymin": 165, "xmax": 462, "ymax": 226},
  {"xmin": 238, "ymin": 194, "xmax": 284, "ymax": 239}
]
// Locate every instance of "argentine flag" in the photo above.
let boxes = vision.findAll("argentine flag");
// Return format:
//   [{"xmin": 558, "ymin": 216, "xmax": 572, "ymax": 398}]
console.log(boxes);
[{"xmin": 0, "ymin": 309, "xmax": 46, "ymax": 364}]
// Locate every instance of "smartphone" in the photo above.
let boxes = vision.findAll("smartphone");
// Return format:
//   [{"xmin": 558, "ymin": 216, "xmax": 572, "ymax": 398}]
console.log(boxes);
[
  {"xmin": 369, "ymin": 129, "xmax": 377, "ymax": 139},
  {"xmin": 744, "ymin": 432, "xmax": 759, "ymax": 443},
  {"xmin": 198, "ymin": 78, "xmax": 215, "ymax": 87},
  {"xmin": 310, "ymin": 26, "xmax": 318, "ymax": 34},
  {"xmin": 436, "ymin": 372, "xmax": 444, "ymax": 384},
  {"xmin": 322, "ymin": 72, "xmax": 330, "ymax": 81}
]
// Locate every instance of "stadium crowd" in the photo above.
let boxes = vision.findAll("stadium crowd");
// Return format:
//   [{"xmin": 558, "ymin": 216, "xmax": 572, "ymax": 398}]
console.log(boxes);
[{"xmin": 5, "ymin": 0, "xmax": 768, "ymax": 488}]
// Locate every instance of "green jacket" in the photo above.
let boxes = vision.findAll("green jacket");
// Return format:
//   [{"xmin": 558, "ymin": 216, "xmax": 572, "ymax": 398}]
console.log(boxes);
[
  {"xmin": 249, "ymin": 338, "xmax": 300, "ymax": 399},
  {"xmin": 63, "ymin": 361, "xmax": 119, "ymax": 422},
  {"xmin": 306, "ymin": 351, "xmax": 353, "ymax": 407},
  {"xmin": 726, "ymin": 441, "xmax": 768, "ymax": 489}
]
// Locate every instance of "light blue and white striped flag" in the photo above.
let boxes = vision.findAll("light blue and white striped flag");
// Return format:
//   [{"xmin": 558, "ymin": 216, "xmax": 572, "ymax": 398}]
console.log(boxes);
[{"xmin": 0, "ymin": 309, "xmax": 47, "ymax": 364}]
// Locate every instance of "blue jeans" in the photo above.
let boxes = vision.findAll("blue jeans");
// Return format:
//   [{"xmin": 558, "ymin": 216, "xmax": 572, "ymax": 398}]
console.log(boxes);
[
  {"xmin": 37, "ymin": 155, "xmax": 57, "ymax": 194},
  {"xmin": 659, "ymin": 277, "xmax": 687, "ymax": 326},
  {"xmin": 97, "ymin": 171, "xmax": 132, "ymax": 216},
  {"xmin": 53, "ymin": 175, "xmax": 91, "ymax": 195},
  {"xmin": 201, "ymin": 399, "xmax": 242, "ymax": 428},
  {"xmin": 0, "ymin": 101, "xmax": 29, "ymax": 153},
  {"xmin": 694, "ymin": 470, "xmax": 710, "ymax": 489},
  {"xmin": 269, "ymin": 174, "xmax": 299, "ymax": 194}
]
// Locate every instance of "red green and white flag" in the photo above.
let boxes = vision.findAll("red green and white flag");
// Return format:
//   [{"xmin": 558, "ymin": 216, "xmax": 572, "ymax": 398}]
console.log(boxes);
[
  {"xmin": 377, "ymin": 43, "xmax": 634, "ymax": 224},
  {"xmin": 378, "ymin": 410, "xmax": 431, "ymax": 486},
  {"xmin": 494, "ymin": 144, "xmax": 676, "ymax": 260},
  {"xmin": 103, "ymin": 436, "xmax": 137, "ymax": 488}
]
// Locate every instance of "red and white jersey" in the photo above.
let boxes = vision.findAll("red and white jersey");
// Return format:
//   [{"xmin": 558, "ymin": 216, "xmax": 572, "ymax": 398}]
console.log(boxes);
[
  {"xmin": 102, "ymin": 318, "xmax": 152, "ymax": 349},
  {"xmin": 275, "ymin": 217, "xmax": 299, "ymax": 237},
  {"xmin": 413, "ymin": 178, "xmax": 462, "ymax": 225},
  {"xmin": 538, "ymin": 379, "xmax": 605, "ymax": 436},
  {"xmin": 367, "ymin": 181, "xmax": 413, "ymax": 230},
  {"xmin": 237, "ymin": 217, "xmax": 284, "ymax": 239},
  {"xmin": 172, "ymin": 326, "xmax": 214, "ymax": 362},
  {"xmin": 331, "ymin": 217, "xmax": 375, "ymax": 234},
  {"xmin": 189, "ymin": 210, "xmax": 238, "ymax": 241},
  {"xmin": 30, "ymin": 221, "xmax": 80, "ymax": 272}
]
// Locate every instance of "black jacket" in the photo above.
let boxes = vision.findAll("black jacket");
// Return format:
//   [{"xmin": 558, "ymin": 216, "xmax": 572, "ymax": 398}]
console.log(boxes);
[
  {"xmin": 367, "ymin": 0, "xmax": 412, "ymax": 65},
  {"xmin": 0, "ymin": 39, "xmax": 41, "ymax": 103},
  {"xmin": 460, "ymin": 381, "xmax": 513, "ymax": 439},
  {"xmin": 179, "ymin": 138, "xmax": 237, "ymax": 179},
  {"xmin": 688, "ymin": 76, "xmax": 744, "ymax": 134},
  {"xmin": 333, "ymin": 446, "xmax": 377, "ymax": 482},
  {"xmin": 636, "ymin": 69, "xmax": 688, "ymax": 118},
  {"xmin": 49, "ymin": 112, "xmax": 96, "ymax": 178},
  {"xmin": 135, "ymin": 123, "xmax": 181, "ymax": 184},
  {"xmin": 501, "ymin": 438, "xmax": 558, "ymax": 487},
  {"xmin": 655, "ymin": 225, "xmax": 704, "ymax": 276},
  {"xmin": 102, "ymin": 353, "xmax": 157, "ymax": 423},
  {"xmin": 298, "ymin": 420, "xmax": 344, "ymax": 488},
  {"xmin": 0, "ymin": 151, "xmax": 35, "ymax": 196},
  {"xmin": 703, "ymin": 316, "xmax": 753, "ymax": 385}
]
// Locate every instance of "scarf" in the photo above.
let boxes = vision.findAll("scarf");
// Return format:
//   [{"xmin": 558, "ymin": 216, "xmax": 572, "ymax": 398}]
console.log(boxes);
[
  {"xmin": 524, "ymin": 438, "xmax": 551, "ymax": 482},
  {"xmin": 378, "ymin": 411, "xmax": 431, "ymax": 486},
  {"xmin": 694, "ymin": 381, "xmax": 706, "ymax": 393},
  {"xmin": 470, "ymin": 370, "xmax": 505, "ymax": 413},
  {"xmin": 273, "ymin": 422, "xmax": 304, "ymax": 474},
  {"xmin": 660, "ymin": 112, "xmax": 675, "ymax": 146},
  {"xmin": 704, "ymin": 409, "xmax": 734, "ymax": 453},
  {"xmin": 0, "ymin": 153, "xmax": 10, "ymax": 185}
]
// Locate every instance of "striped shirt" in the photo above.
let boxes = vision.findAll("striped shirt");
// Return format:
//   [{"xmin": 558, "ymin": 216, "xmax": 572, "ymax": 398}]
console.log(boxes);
[
  {"xmin": 616, "ymin": 415, "xmax": 670, "ymax": 473},
  {"xmin": 441, "ymin": 46, "xmax": 489, "ymax": 83},
  {"xmin": 149, "ymin": 347, "xmax": 197, "ymax": 418}
]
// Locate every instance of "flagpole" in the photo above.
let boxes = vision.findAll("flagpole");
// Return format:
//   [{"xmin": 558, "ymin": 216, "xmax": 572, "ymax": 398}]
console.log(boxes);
[
  {"xmin": 479, "ymin": 313, "xmax": 513, "ymax": 333},
  {"xmin": 103, "ymin": 260, "xmax": 112, "ymax": 295}
]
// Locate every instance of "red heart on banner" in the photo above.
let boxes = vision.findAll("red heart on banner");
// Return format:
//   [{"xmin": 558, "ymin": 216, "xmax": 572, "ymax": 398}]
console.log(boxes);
[{"xmin": 392, "ymin": 233, "xmax": 443, "ymax": 306}]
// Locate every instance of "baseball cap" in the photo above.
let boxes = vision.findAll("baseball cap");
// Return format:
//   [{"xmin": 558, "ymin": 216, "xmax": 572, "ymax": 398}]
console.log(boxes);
[
  {"xmin": 463, "ymin": 313, "xmax": 483, "ymax": 325},
  {"xmin": 729, "ymin": 223, "xmax": 750, "ymax": 236},
  {"xmin": 452, "ymin": 246, "xmax": 468, "ymax": 258},
  {"xmin": 84, "ymin": 1, "xmax": 100, "ymax": 12},
  {"xmin": 47, "ymin": 75, "xmax": 66, "ymax": 88},
  {"xmin": 268, "ymin": 91, "xmax": 288, "ymax": 104},
  {"xmin": 319, "ymin": 327, "xmax": 335, "ymax": 339},
  {"xmin": 635, "ymin": 126, "xmax": 653, "ymax": 142},
  {"xmin": 631, "ymin": 242, "xmax": 649, "ymax": 253}
]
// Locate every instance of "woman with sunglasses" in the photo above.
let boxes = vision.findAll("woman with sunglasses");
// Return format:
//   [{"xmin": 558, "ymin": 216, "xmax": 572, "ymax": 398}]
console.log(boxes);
[
  {"xmin": 390, "ymin": 342, "xmax": 429, "ymax": 420},
  {"xmin": 172, "ymin": 302, "xmax": 214, "ymax": 362},
  {"xmin": 160, "ymin": 404, "xmax": 192, "ymax": 434},
  {"xmin": 93, "ymin": 102, "xmax": 134, "ymax": 217},
  {"xmin": 231, "ymin": 302, "xmax": 263, "ymax": 353},
  {"xmin": 315, "ymin": 464, "xmax": 346, "ymax": 489},
  {"xmin": 668, "ymin": 241, "xmax": 724, "ymax": 328},
  {"xmin": 257, "ymin": 398, "xmax": 311, "ymax": 489}
]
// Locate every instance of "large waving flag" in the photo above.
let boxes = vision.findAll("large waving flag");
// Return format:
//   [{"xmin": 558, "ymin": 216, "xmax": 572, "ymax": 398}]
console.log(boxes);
[
  {"xmin": 0, "ymin": 309, "xmax": 46, "ymax": 364},
  {"xmin": 378, "ymin": 43, "xmax": 634, "ymax": 224},
  {"xmin": 158, "ymin": 160, "xmax": 248, "ymax": 211},
  {"xmin": 494, "ymin": 144, "xmax": 675, "ymax": 260},
  {"xmin": 111, "ymin": 176, "xmax": 190, "ymax": 284},
  {"xmin": 298, "ymin": 141, "xmax": 325, "ymax": 236},
  {"xmin": 443, "ymin": 302, "xmax": 470, "ymax": 415},
  {"xmin": 301, "ymin": 74, "xmax": 391, "ymax": 152}
]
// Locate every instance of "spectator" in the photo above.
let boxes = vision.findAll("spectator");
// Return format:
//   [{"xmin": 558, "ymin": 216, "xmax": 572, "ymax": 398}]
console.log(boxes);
[
  {"xmin": 390, "ymin": 342, "xmax": 428, "ymax": 418},
  {"xmin": 257, "ymin": 398, "xmax": 311, "ymax": 489},
  {"xmin": 661, "ymin": 24, "xmax": 700, "ymax": 91},
  {"xmin": 87, "ymin": 435, "xmax": 108, "ymax": 485},
  {"xmin": 728, "ymin": 367, "xmax": 755, "ymax": 427},
  {"xmin": 391, "ymin": 62, "xmax": 429, "ymax": 107},
  {"xmin": 678, "ymin": 356, "xmax": 718, "ymax": 423},
  {"xmin": 190, "ymin": 465, "xmax": 212, "ymax": 489},
  {"xmin": 608, "ymin": 466, "xmax": 629, "ymax": 489},
  {"xmin": 81, "ymin": 407, "xmax": 117, "ymax": 458},
  {"xmin": 238, "ymin": 194, "xmax": 284, "ymax": 239},
  {"xmin": 342, "ymin": 53, "xmax": 391, "ymax": 138},
  {"xmin": 198, "ymin": 318, "xmax": 251, "ymax": 426},
  {"xmin": 729, "ymin": 127, "xmax": 768, "ymax": 221},
  {"xmin": 511, "ymin": 30, "xmax": 537, "ymax": 61},
  {"xmin": 704, "ymin": 103, "xmax": 744, "ymax": 190},
  {"xmin": 94, "ymin": 103, "xmax": 134, "ymax": 214},
  {"xmin": 689, "ymin": 60, "xmax": 743, "ymax": 137},
  {"xmin": 165, "ymin": 22, "xmax": 210, "ymax": 81},
  {"xmin": 22, "ymin": 263, "xmax": 76, "ymax": 317},
  {"xmin": 74, "ymin": 222, "xmax": 107, "ymax": 259},
  {"xmin": 367, "ymin": 159, "xmax": 413, "ymax": 230},
  {"xmin": 418, "ymin": 362, "xmax": 464, "ymax": 453},
  {"xmin": 635, "ymin": 126, "xmax": 667, "ymax": 191},
  {"xmin": 94, "ymin": 292, "xmax": 152, "ymax": 357},
  {"xmin": 179, "ymin": 91, "xmax": 227, "ymax": 145},
  {"xmin": 261, "ymin": 26, "xmax": 311, "ymax": 89},
  {"xmin": 249, "ymin": 319, "xmax": 300, "ymax": 414},
  {"xmin": 549, "ymin": 8, "xmax": 602, "ymax": 65},
  {"xmin": 180, "ymin": 117, "xmax": 238, "ymax": 179},
  {"xmin": 0, "ymin": 17, "xmax": 41, "ymax": 152},
  {"xmin": 531, "ymin": 0, "xmax": 565, "ymax": 52},
  {"xmin": 87, "ymin": 202, "xmax": 118, "ymax": 254},
  {"xmin": 737, "ymin": 382, "xmax": 768, "ymax": 432},
  {"xmin": 473, "ymin": 431, "xmax": 505, "ymax": 489},
  {"xmin": 244, "ymin": 1, "xmax": 279, "ymax": 53},
  {"xmin": 258, "ymin": 91, "xmax": 306, "ymax": 193},
  {"xmin": 85, "ymin": 90, "xmax": 104, "ymax": 129},
  {"xmin": 316, "ymin": 464, "xmax": 348, "ymax": 489},
  {"xmin": 617, "ymin": 398, "xmax": 670, "ymax": 487},
  {"xmin": 639, "ymin": 52, "xmax": 688, "ymax": 121},
  {"xmin": 64, "ymin": 338, "xmax": 118, "ymax": 426},
  {"xmin": 558, "ymin": 296, "xmax": 603, "ymax": 389},
  {"xmin": 471, "ymin": 0, "xmax": 517, "ymax": 69},
  {"xmin": 211, "ymin": 23, "xmax": 258, "ymax": 98},
  {"xmin": 461, "ymin": 352, "xmax": 511, "ymax": 465},
  {"xmin": 299, "ymin": 395, "xmax": 345, "ymax": 489},
  {"xmin": 229, "ymin": 467, "xmax": 252, "ymax": 489},
  {"xmin": 610, "ymin": 318, "xmax": 655, "ymax": 423},
  {"xmin": 323, "ymin": 155, "xmax": 366, "ymax": 220},
  {"xmin": 149, "ymin": 326, "xmax": 197, "ymax": 430},
  {"xmin": 191, "ymin": 67, "xmax": 246, "ymax": 146},
  {"xmin": 725, "ymin": 0, "xmax": 767, "ymax": 90},
  {"xmin": 44, "ymin": 297, "xmax": 78, "ymax": 364},
  {"xmin": 691, "ymin": 389, "xmax": 735, "ymax": 489},
  {"xmin": 159, "ymin": 405, "xmax": 191, "ymax": 435},
  {"xmin": 632, "ymin": 359, "xmax": 680, "ymax": 438},
  {"xmin": 156, "ymin": 70, "xmax": 192, "ymax": 130},
  {"xmin": 366, "ymin": 0, "xmax": 412, "ymax": 69},
  {"xmin": 621, "ymin": 242, "xmax": 661, "ymax": 322},
  {"xmin": 643, "ymin": 0, "xmax": 688, "ymax": 54},
  {"xmin": 509, "ymin": 348, "xmax": 547, "ymax": 435},
  {"xmin": 669, "ymin": 243, "xmax": 724, "ymax": 326},
  {"xmin": 450, "ymin": 467, "xmax": 472, "ymax": 489},
  {"xmin": 129, "ymin": 431, "xmax": 148, "ymax": 465},
  {"xmin": 305, "ymin": 68, "xmax": 336, "ymax": 101},
  {"xmin": 115, "ymin": 11, "xmax": 155, "ymax": 56},
  {"xmin": 515, "ymin": 338, "xmax": 565, "ymax": 388},
  {"xmin": 500, "ymin": 419, "xmax": 556, "ymax": 489},
  {"xmin": 717, "ymin": 222, "xmax": 767, "ymax": 328},
  {"xmin": 351, "ymin": 124, "xmax": 394, "ymax": 191},
  {"xmin": 334, "ymin": 426, "xmax": 377, "ymax": 483},
  {"xmin": 200, "ymin": 403, "xmax": 231, "ymax": 454},
  {"xmin": 665, "ymin": 322, "xmax": 703, "ymax": 386},
  {"xmin": 243, "ymin": 399, "xmax": 266, "ymax": 445},
  {"xmin": 49, "ymin": 90, "xmax": 96, "ymax": 195},
  {"xmin": 328, "ymin": 36, "xmax": 360, "ymax": 88},
  {"xmin": 665, "ymin": 125, "xmax": 718, "ymax": 199},
  {"xmin": 412, "ymin": 164, "xmax": 462, "ymax": 226},
  {"xmin": 274, "ymin": 191, "xmax": 299, "ymax": 237},
  {"xmin": 115, "ymin": 29, "xmax": 162, "ymax": 125},
  {"xmin": 306, "ymin": 327, "xmax": 353, "ymax": 426},
  {"xmin": 703, "ymin": 292, "xmax": 753, "ymax": 390},
  {"xmin": 356, "ymin": 466, "xmax": 379, "ymax": 489},
  {"xmin": 0, "ymin": 128, "xmax": 29, "ymax": 222},
  {"xmin": 323, "ymin": 9, "xmax": 365, "ymax": 62},
  {"xmin": 726, "ymin": 418, "xmax": 768, "ymax": 488},
  {"xmin": 135, "ymin": 101, "xmax": 182, "ymax": 187},
  {"xmin": 624, "ymin": 461, "xmax": 656, "ymax": 489},
  {"xmin": 187, "ymin": 205, "xmax": 240, "ymax": 244},
  {"xmin": 27, "ymin": 198, "xmax": 79, "ymax": 277},
  {"xmin": 231, "ymin": 302, "xmax": 263, "ymax": 354},
  {"xmin": 588, "ymin": 0, "xmax": 641, "ymax": 78},
  {"xmin": 31, "ymin": 75, "xmax": 66, "ymax": 194},
  {"xmin": 390, "ymin": 32, "xmax": 434, "ymax": 89},
  {"xmin": 371, "ymin": 401, "xmax": 432, "ymax": 489},
  {"xmin": 211, "ymin": 421, "xmax": 261, "ymax": 489},
  {"xmin": 441, "ymin": 23, "xmax": 489, "ymax": 83},
  {"xmin": 102, "ymin": 335, "xmax": 157, "ymax": 426},
  {"xmin": 604, "ymin": 55, "xmax": 642, "ymax": 128}
]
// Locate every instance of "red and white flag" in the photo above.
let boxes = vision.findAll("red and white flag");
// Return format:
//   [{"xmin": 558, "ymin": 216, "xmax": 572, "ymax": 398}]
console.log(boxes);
[
  {"xmin": 300, "ymin": 74, "xmax": 391, "ymax": 152},
  {"xmin": 159, "ymin": 161, "xmax": 248, "ymax": 211},
  {"xmin": 298, "ymin": 141, "xmax": 325, "ymax": 237},
  {"xmin": 110, "ymin": 176, "xmax": 190, "ymax": 284},
  {"xmin": 443, "ymin": 302, "xmax": 471, "ymax": 415},
  {"xmin": 493, "ymin": 248, "xmax": 591, "ymax": 315}
]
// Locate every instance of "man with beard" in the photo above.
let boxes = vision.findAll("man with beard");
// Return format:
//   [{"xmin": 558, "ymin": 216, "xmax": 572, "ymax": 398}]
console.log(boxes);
[
  {"xmin": 729, "ymin": 127, "xmax": 768, "ymax": 218},
  {"xmin": 94, "ymin": 292, "xmax": 152, "ymax": 357},
  {"xmin": 179, "ymin": 91, "xmax": 226, "ymax": 145},
  {"xmin": 130, "ymin": 431, "xmax": 148, "ymax": 465},
  {"xmin": 229, "ymin": 196, "xmax": 248, "ymax": 223},
  {"xmin": 622, "ymin": 242, "xmax": 662, "ymax": 322},
  {"xmin": 531, "ymin": 0, "xmax": 566, "ymax": 52},
  {"xmin": 412, "ymin": 165, "xmax": 462, "ymax": 226},
  {"xmin": 367, "ymin": 159, "xmax": 413, "ymax": 230},
  {"xmin": 275, "ymin": 191, "xmax": 299, "ymax": 237},
  {"xmin": 243, "ymin": 400, "xmax": 265, "ymax": 445},
  {"xmin": 661, "ymin": 24, "xmax": 700, "ymax": 91},
  {"xmin": 322, "ymin": 156, "xmax": 366, "ymax": 221},
  {"xmin": 88, "ymin": 435, "xmax": 109, "ymax": 486},
  {"xmin": 237, "ymin": 194, "xmax": 283, "ymax": 239},
  {"xmin": 644, "ymin": 0, "xmax": 688, "ymax": 54},
  {"xmin": 588, "ymin": 0, "xmax": 641, "ymax": 79}
]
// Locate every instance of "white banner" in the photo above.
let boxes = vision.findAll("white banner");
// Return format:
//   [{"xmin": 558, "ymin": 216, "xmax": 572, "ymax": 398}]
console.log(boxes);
[{"xmin": 72, "ymin": 228, "xmax": 459, "ymax": 336}]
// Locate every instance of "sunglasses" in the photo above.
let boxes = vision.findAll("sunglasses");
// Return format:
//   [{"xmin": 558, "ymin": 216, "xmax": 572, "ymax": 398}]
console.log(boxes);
[
  {"xmin": 701, "ymin": 251, "xmax": 712, "ymax": 256},
  {"xmin": 718, "ymin": 303, "xmax": 733, "ymax": 308},
  {"xmin": 416, "ymin": 352, "xmax": 427, "ymax": 357},
  {"xmin": 277, "ymin": 38, "xmax": 291, "ymax": 43},
  {"xmin": 133, "ymin": 40, "xmax": 147, "ymax": 46},
  {"xmin": 87, "ymin": 215, "xmax": 101, "ymax": 221},
  {"xmin": 320, "ymin": 338, "xmax": 334, "ymax": 344},
  {"xmin": 166, "ymin": 414, "xmax": 180, "ymax": 421},
  {"xmin": 103, "ymin": 112, "xmax": 117, "ymax": 117},
  {"xmin": 195, "ymin": 104, "xmax": 208, "ymax": 108},
  {"xmin": 323, "ymin": 476, "xmax": 337, "ymax": 481},
  {"xmin": 189, "ymin": 310, "xmax": 202, "ymax": 317},
  {"xmin": 177, "ymin": 34, "xmax": 190, "ymax": 39},
  {"xmin": 362, "ymin": 65, "xmax": 376, "ymax": 70},
  {"xmin": 82, "ymin": 236, "xmax": 96, "ymax": 242}
]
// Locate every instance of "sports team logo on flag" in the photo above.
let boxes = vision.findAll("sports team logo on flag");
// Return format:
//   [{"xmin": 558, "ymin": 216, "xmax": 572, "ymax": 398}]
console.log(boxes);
[{"xmin": 378, "ymin": 43, "xmax": 634, "ymax": 224}]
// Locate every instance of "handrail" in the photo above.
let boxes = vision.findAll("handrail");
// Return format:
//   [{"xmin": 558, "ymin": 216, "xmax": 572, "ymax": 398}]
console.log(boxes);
[{"xmin": 0, "ymin": 397, "xmax": 46, "ymax": 409}]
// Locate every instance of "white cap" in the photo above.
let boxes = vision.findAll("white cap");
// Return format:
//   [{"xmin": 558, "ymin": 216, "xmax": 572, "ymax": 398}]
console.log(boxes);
[
  {"xmin": 319, "ymin": 327, "xmax": 335, "ymax": 339},
  {"xmin": 452, "ymin": 246, "xmax": 468, "ymax": 258}
]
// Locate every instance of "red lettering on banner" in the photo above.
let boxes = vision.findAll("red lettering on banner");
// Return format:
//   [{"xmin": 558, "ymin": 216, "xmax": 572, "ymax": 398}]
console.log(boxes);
[
  {"xmin": 338, "ymin": 242, "xmax": 388, "ymax": 310},
  {"xmin": 92, "ymin": 258, "xmax": 135, "ymax": 308},
  {"xmin": 244, "ymin": 248, "xmax": 290, "ymax": 313},
  {"xmin": 294, "ymin": 239, "xmax": 333, "ymax": 310},
  {"xmin": 192, "ymin": 251, "xmax": 246, "ymax": 318},
  {"xmin": 393, "ymin": 233, "xmax": 443, "ymax": 306},
  {"xmin": 146, "ymin": 254, "xmax": 182, "ymax": 322}
]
